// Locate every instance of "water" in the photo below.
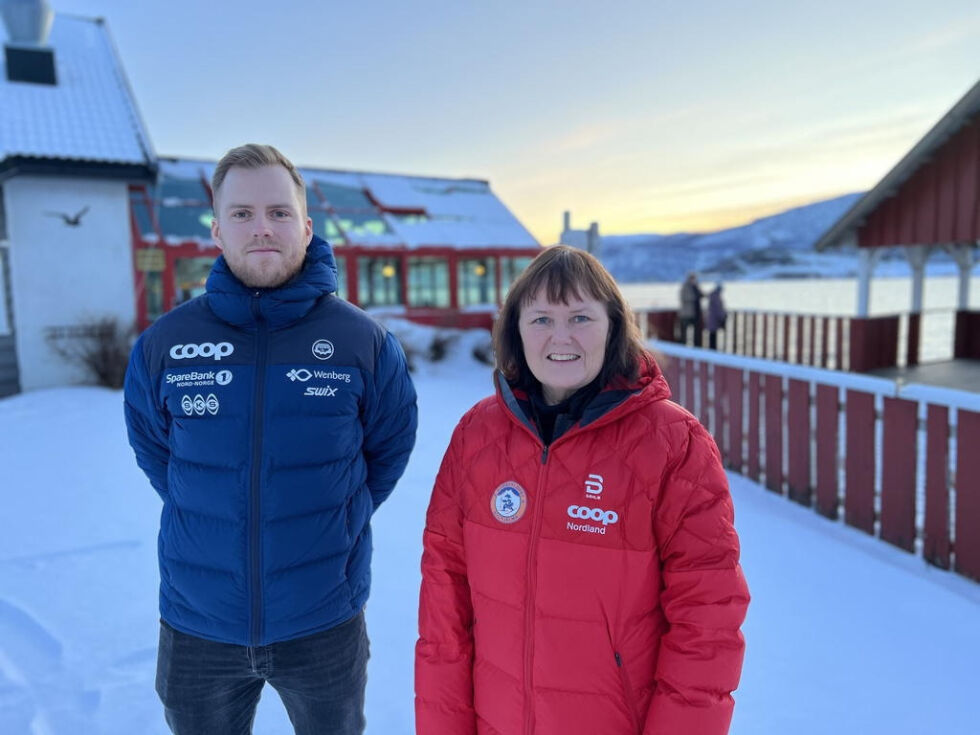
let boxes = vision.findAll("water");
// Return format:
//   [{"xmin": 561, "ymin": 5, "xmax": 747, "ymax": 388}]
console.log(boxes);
[{"xmin": 622, "ymin": 275, "xmax": 980, "ymax": 363}]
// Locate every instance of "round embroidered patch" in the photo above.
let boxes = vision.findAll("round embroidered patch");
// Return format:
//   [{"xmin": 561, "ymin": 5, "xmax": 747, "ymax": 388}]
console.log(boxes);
[{"xmin": 491, "ymin": 482, "xmax": 527, "ymax": 524}]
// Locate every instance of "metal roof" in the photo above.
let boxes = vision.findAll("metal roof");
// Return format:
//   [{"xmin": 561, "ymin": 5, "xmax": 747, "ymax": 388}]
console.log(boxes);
[
  {"xmin": 814, "ymin": 77, "xmax": 980, "ymax": 251},
  {"xmin": 147, "ymin": 158, "xmax": 540, "ymax": 250},
  {"xmin": 0, "ymin": 13, "xmax": 155, "ymax": 169}
]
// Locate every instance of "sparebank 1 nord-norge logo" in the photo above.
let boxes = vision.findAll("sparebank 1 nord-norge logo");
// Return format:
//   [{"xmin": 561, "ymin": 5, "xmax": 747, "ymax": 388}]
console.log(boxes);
[
  {"xmin": 491, "ymin": 482, "xmax": 527, "ymax": 524},
  {"xmin": 312, "ymin": 340, "xmax": 334, "ymax": 360}
]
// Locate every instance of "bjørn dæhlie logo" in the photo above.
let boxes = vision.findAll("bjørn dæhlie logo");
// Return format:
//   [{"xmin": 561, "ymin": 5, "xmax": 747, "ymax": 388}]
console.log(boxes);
[
  {"xmin": 170, "ymin": 342, "xmax": 234, "ymax": 361},
  {"xmin": 312, "ymin": 340, "xmax": 334, "ymax": 360},
  {"xmin": 491, "ymin": 482, "xmax": 527, "ymax": 524}
]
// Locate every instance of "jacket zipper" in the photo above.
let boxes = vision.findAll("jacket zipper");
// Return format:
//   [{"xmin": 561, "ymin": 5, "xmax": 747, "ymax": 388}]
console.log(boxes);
[
  {"xmin": 248, "ymin": 293, "xmax": 268, "ymax": 646},
  {"xmin": 615, "ymin": 651, "xmax": 642, "ymax": 735},
  {"xmin": 523, "ymin": 444, "xmax": 550, "ymax": 735}
]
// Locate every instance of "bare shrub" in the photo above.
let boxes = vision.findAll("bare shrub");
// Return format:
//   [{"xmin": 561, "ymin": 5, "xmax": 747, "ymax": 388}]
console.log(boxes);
[{"xmin": 46, "ymin": 316, "xmax": 135, "ymax": 388}]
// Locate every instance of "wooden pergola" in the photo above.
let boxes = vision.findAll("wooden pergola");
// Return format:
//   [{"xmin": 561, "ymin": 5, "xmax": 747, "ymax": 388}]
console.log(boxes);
[{"xmin": 815, "ymin": 78, "xmax": 980, "ymax": 371}]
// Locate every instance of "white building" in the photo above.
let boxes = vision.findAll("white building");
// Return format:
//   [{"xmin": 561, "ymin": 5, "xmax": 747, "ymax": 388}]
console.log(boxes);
[{"xmin": 0, "ymin": 0, "xmax": 155, "ymax": 395}]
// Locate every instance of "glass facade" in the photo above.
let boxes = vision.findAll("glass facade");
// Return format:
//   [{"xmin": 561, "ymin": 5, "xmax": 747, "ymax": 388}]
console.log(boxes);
[
  {"xmin": 457, "ymin": 258, "xmax": 496, "ymax": 307},
  {"xmin": 500, "ymin": 256, "xmax": 534, "ymax": 297},
  {"xmin": 408, "ymin": 257, "xmax": 450, "ymax": 307},
  {"xmin": 334, "ymin": 255, "xmax": 348, "ymax": 301},
  {"xmin": 358, "ymin": 257, "xmax": 403, "ymax": 307},
  {"xmin": 174, "ymin": 257, "xmax": 215, "ymax": 304}
]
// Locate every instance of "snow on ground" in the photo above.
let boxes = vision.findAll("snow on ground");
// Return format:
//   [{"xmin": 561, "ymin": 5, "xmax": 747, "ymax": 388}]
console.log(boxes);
[{"xmin": 0, "ymin": 334, "xmax": 978, "ymax": 734}]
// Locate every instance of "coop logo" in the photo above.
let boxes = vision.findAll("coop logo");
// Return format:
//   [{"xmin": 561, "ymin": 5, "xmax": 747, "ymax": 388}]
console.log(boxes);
[
  {"xmin": 491, "ymin": 482, "xmax": 527, "ymax": 524},
  {"xmin": 566, "ymin": 504, "xmax": 618, "ymax": 535},
  {"xmin": 170, "ymin": 342, "xmax": 234, "ymax": 361},
  {"xmin": 180, "ymin": 393, "xmax": 220, "ymax": 416},
  {"xmin": 585, "ymin": 473, "xmax": 603, "ymax": 498},
  {"xmin": 312, "ymin": 340, "xmax": 334, "ymax": 360},
  {"xmin": 287, "ymin": 369, "xmax": 313, "ymax": 382},
  {"xmin": 304, "ymin": 386, "xmax": 338, "ymax": 397}
]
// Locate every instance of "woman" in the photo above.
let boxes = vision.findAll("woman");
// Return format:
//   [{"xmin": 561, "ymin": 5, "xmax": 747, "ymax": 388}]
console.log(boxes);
[
  {"xmin": 415, "ymin": 246, "xmax": 749, "ymax": 735},
  {"xmin": 707, "ymin": 282, "xmax": 728, "ymax": 350}
]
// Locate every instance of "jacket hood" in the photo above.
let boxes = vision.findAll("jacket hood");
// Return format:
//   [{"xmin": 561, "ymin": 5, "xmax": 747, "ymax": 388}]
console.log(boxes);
[{"xmin": 204, "ymin": 235, "xmax": 338, "ymax": 329}]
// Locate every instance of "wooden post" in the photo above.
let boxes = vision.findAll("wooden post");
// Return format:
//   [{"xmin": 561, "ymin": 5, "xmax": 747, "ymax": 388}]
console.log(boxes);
[
  {"xmin": 955, "ymin": 410, "xmax": 980, "ymax": 581},
  {"xmin": 764, "ymin": 374, "xmax": 783, "ymax": 494},
  {"xmin": 923, "ymin": 405, "xmax": 950, "ymax": 569},
  {"xmin": 747, "ymin": 373, "xmax": 762, "ymax": 482},
  {"xmin": 880, "ymin": 397, "xmax": 917, "ymax": 552},
  {"xmin": 844, "ymin": 390, "xmax": 876, "ymax": 534},
  {"xmin": 787, "ymin": 379, "xmax": 811, "ymax": 505},
  {"xmin": 815, "ymin": 384, "xmax": 839, "ymax": 519}
]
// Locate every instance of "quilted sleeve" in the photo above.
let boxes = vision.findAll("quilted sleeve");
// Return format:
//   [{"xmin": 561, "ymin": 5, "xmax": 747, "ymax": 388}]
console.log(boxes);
[
  {"xmin": 361, "ymin": 331, "xmax": 418, "ymax": 511},
  {"xmin": 123, "ymin": 335, "xmax": 170, "ymax": 500},
  {"xmin": 644, "ymin": 419, "xmax": 750, "ymax": 735},
  {"xmin": 415, "ymin": 422, "xmax": 476, "ymax": 734}
]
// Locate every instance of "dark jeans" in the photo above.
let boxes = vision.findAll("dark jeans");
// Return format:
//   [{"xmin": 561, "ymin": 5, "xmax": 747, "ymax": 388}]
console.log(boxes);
[{"xmin": 156, "ymin": 611, "xmax": 369, "ymax": 735}]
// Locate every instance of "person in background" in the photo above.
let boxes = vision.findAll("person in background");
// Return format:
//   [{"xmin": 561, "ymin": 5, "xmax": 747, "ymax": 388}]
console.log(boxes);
[
  {"xmin": 678, "ymin": 271, "xmax": 703, "ymax": 346},
  {"xmin": 415, "ymin": 245, "xmax": 749, "ymax": 735},
  {"xmin": 125, "ymin": 143, "xmax": 417, "ymax": 735},
  {"xmin": 707, "ymin": 281, "xmax": 728, "ymax": 350}
]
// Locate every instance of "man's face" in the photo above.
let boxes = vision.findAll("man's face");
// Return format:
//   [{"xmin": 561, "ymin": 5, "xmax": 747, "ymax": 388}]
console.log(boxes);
[{"xmin": 211, "ymin": 165, "xmax": 313, "ymax": 288}]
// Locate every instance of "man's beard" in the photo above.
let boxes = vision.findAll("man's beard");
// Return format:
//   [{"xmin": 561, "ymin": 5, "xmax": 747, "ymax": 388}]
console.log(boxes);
[{"xmin": 227, "ymin": 248, "xmax": 305, "ymax": 289}]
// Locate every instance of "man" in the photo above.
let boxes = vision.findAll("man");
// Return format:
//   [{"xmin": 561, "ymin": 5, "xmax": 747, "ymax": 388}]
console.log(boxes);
[
  {"xmin": 678, "ymin": 271, "xmax": 703, "ymax": 347},
  {"xmin": 124, "ymin": 144, "xmax": 417, "ymax": 735}
]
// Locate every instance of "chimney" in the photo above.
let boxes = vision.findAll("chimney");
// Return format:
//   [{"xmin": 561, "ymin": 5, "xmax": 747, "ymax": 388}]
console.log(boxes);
[
  {"xmin": 1, "ymin": 0, "xmax": 53, "ymax": 46},
  {"xmin": 2, "ymin": 0, "xmax": 56, "ymax": 85},
  {"xmin": 562, "ymin": 211, "xmax": 571, "ymax": 234}
]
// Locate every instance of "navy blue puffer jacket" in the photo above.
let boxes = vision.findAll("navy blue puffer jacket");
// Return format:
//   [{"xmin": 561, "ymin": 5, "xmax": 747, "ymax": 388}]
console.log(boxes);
[{"xmin": 124, "ymin": 237, "xmax": 417, "ymax": 646}]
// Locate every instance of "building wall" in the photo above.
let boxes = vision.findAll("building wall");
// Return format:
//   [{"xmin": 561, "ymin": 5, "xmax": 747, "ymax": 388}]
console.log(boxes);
[{"xmin": 5, "ymin": 176, "xmax": 135, "ymax": 391}]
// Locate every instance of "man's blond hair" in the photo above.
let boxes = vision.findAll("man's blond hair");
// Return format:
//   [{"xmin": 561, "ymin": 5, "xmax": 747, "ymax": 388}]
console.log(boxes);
[{"xmin": 211, "ymin": 144, "xmax": 306, "ymax": 213}]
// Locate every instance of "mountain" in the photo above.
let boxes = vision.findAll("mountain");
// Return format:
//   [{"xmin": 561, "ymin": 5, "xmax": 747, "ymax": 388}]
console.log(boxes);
[{"xmin": 597, "ymin": 192, "xmax": 961, "ymax": 283}]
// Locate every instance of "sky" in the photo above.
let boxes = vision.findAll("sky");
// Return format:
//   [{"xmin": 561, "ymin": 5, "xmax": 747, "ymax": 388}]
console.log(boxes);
[{"xmin": 37, "ymin": 0, "xmax": 980, "ymax": 243}]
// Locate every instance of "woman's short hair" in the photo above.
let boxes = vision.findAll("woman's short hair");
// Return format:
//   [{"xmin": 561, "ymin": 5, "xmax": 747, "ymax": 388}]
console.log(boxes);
[{"xmin": 493, "ymin": 245, "xmax": 648, "ymax": 387}]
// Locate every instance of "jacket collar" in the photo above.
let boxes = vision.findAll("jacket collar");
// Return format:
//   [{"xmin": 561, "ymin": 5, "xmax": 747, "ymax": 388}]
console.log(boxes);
[
  {"xmin": 495, "ymin": 354, "xmax": 672, "ymax": 442},
  {"xmin": 204, "ymin": 235, "xmax": 338, "ymax": 329}
]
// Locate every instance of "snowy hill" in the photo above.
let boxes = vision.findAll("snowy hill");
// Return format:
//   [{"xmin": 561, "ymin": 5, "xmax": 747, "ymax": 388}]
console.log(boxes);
[{"xmin": 599, "ymin": 192, "xmax": 964, "ymax": 283}]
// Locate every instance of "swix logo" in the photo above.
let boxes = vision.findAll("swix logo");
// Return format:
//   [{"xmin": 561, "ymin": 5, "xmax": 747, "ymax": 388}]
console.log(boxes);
[
  {"xmin": 567, "ymin": 505, "xmax": 619, "ymax": 525},
  {"xmin": 585, "ymin": 473, "xmax": 604, "ymax": 498},
  {"xmin": 287, "ymin": 369, "xmax": 313, "ymax": 382},
  {"xmin": 180, "ymin": 393, "xmax": 220, "ymax": 416},
  {"xmin": 304, "ymin": 386, "xmax": 338, "ymax": 397},
  {"xmin": 170, "ymin": 342, "xmax": 234, "ymax": 361}
]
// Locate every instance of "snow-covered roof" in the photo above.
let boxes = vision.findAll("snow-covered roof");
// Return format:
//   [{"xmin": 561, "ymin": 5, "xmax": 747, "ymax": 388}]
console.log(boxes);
[
  {"xmin": 146, "ymin": 158, "xmax": 539, "ymax": 250},
  {"xmin": 0, "ymin": 13, "xmax": 155, "ymax": 169}
]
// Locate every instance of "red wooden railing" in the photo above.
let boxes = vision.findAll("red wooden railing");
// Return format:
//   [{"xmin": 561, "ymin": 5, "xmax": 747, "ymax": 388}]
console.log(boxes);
[
  {"xmin": 641, "ymin": 308, "xmax": 914, "ymax": 373},
  {"xmin": 653, "ymin": 340, "xmax": 980, "ymax": 583}
]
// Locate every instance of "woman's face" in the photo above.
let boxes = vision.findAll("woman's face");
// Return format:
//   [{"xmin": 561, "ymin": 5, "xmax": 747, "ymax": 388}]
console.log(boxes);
[{"xmin": 518, "ymin": 289, "xmax": 610, "ymax": 405}]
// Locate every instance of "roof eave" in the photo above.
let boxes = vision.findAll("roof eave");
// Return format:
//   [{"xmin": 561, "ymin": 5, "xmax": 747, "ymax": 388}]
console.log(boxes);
[{"xmin": 814, "ymin": 77, "xmax": 980, "ymax": 252}]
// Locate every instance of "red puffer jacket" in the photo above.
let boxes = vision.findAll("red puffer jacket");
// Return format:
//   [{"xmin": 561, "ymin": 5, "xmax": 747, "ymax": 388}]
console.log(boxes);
[{"xmin": 415, "ymin": 358, "xmax": 749, "ymax": 735}]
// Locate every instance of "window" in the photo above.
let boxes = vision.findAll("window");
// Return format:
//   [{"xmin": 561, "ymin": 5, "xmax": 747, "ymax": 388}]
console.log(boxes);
[
  {"xmin": 0, "ymin": 248, "xmax": 11, "ymax": 335},
  {"xmin": 0, "ymin": 185, "xmax": 7, "ymax": 241},
  {"xmin": 358, "ymin": 257, "xmax": 403, "ymax": 307},
  {"xmin": 174, "ymin": 257, "xmax": 215, "ymax": 304},
  {"xmin": 408, "ymin": 257, "xmax": 449, "ymax": 307},
  {"xmin": 312, "ymin": 180, "xmax": 394, "ymax": 242},
  {"xmin": 334, "ymin": 255, "xmax": 348, "ymax": 301},
  {"xmin": 157, "ymin": 175, "xmax": 212, "ymax": 240},
  {"xmin": 457, "ymin": 258, "xmax": 496, "ymax": 307},
  {"xmin": 501, "ymin": 256, "xmax": 533, "ymax": 297}
]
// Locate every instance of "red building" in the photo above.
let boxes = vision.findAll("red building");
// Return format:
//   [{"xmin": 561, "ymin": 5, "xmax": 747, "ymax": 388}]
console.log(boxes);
[{"xmin": 130, "ymin": 158, "xmax": 541, "ymax": 331}]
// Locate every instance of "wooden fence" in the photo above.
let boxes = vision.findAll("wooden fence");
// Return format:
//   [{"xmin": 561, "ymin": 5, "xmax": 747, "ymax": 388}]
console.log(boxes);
[{"xmin": 651, "ymin": 340, "xmax": 980, "ymax": 583}]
